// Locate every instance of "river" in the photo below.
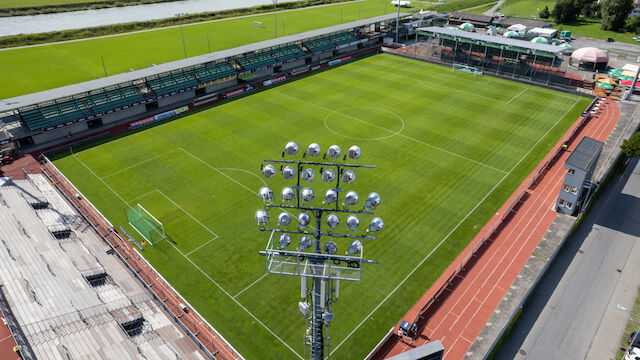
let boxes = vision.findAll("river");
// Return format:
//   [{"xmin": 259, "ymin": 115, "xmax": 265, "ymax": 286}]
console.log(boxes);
[{"xmin": 0, "ymin": 0, "xmax": 299, "ymax": 37}]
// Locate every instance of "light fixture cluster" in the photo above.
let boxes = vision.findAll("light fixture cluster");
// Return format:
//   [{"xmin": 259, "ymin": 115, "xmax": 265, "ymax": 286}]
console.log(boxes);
[{"xmin": 255, "ymin": 142, "xmax": 383, "ymax": 257}]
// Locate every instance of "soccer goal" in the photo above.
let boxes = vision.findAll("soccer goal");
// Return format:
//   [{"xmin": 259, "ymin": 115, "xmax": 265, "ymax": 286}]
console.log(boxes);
[
  {"xmin": 453, "ymin": 63, "xmax": 483, "ymax": 76},
  {"xmin": 126, "ymin": 204, "xmax": 165, "ymax": 244}
]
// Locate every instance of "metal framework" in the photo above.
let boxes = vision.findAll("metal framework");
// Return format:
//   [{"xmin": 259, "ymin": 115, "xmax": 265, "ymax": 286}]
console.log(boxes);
[{"xmin": 256, "ymin": 144, "xmax": 383, "ymax": 360}]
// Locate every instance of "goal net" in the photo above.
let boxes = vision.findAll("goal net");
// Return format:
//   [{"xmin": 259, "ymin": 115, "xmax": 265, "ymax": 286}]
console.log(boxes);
[{"xmin": 126, "ymin": 204, "xmax": 165, "ymax": 244}]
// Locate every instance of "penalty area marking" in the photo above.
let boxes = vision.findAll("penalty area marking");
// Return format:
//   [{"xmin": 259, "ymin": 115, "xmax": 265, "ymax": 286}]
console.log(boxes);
[
  {"xmin": 506, "ymin": 88, "xmax": 529, "ymax": 104},
  {"xmin": 329, "ymin": 96, "xmax": 582, "ymax": 357},
  {"xmin": 233, "ymin": 272, "xmax": 269, "ymax": 299},
  {"xmin": 101, "ymin": 149, "xmax": 180, "ymax": 179},
  {"xmin": 71, "ymin": 154, "xmax": 303, "ymax": 359}
]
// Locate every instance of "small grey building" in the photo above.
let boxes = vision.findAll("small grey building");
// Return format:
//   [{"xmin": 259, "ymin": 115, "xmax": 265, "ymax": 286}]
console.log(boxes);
[{"xmin": 556, "ymin": 136, "xmax": 603, "ymax": 215}]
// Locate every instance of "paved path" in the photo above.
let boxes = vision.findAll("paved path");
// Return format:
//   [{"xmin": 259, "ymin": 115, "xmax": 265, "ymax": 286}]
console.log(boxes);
[
  {"xmin": 495, "ymin": 157, "xmax": 640, "ymax": 360},
  {"xmin": 372, "ymin": 100, "xmax": 620, "ymax": 360},
  {"xmin": 483, "ymin": 0, "xmax": 504, "ymax": 16}
]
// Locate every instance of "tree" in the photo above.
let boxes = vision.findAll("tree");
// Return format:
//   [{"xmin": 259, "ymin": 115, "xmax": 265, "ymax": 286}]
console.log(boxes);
[
  {"xmin": 600, "ymin": 0, "xmax": 634, "ymax": 30},
  {"xmin": 553, "ymin": 0, "xmax": 580, "ymax": 23},
  {"xmin": 621, "ymin": 132, "xmax": 640, "ymax": 158},
  {"xmin": 627, "ymin": 16, "xmax": 640, "ymax": 33},
  {"xmin": 539, "ymin": 5, "xmax": 551, "ymax": 18}
]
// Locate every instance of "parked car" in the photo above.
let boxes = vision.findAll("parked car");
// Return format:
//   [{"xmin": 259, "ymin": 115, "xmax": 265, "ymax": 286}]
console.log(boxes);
[
  {"xmin": 606, "ymin": 37, "xmax": 615, "ymax": 42},
  {"xmin": 625, "ymin": 347, "xmax": 640, "ymax": 360},
  {"xmin": 629, "ymin": 332, "xmax": 640, "ymax": 348}
]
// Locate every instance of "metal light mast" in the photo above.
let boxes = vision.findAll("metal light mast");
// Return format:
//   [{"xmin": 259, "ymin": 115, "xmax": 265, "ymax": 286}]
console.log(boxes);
[{"xmin": 255, "ymin": 142, "xmax": 384, "ymax": 359}]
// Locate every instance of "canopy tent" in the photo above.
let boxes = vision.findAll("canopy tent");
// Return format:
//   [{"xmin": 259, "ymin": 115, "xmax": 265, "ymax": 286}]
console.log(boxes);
[
  {"xmin": 608, "ymin": 68, "xmax": 622, "ymax": 77},
  {"xmin": 559, "ymin": 43, "xmax": 573, "ymax": 51},
  {"xmin": 570, "ymin": 47, "xmax": 608, "ymax": 71},
  {"xmin": 620, "ymin": 80, "xmax": 640, "ymax": 87},
  {"xmin": 459, "ymin": 22, "xmax": 475, "ymax": 31},
  {"xmin": 596, "ymin": 82, "xmax": 614, "ymax": 89},
  {"xmin": 527, "ymin": 27, "xmax": 557, "ymax": 38},
  {"xmin": 507, "ymin": 24, "xmax": 526, "ymax": 33},
  {"xmin": 503, "ymin": 30, "xmax": 518, "ymax": 38},
  {"xmin": 531, "ymin": 36, "xmax": 548, "ymax": 44}
]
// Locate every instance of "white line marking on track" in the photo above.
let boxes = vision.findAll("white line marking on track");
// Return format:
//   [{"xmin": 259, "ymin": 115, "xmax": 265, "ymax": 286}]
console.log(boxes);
[
  {"xmin": 329, "ymin": 96, "xmax": 582, "ymax": 356},
  {"xmin": 233, "ymin": 273, "xmax": 269, "ymax": 299},
  {"xmin": 279, "ymin": 92, "xmax": 508, "ymax": 174},
  {"xmin": 101, "ymin": 149, "xmax": 179, "ymax": 179},
  {"xmin": 506, "ymin": 88, "xmax": 529, "ymax": 104},
  {"xmin": 74, "ymin": 155, "xmax": 303, "ymax": 359}
]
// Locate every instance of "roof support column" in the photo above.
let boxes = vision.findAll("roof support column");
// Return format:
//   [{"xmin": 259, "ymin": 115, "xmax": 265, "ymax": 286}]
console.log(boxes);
[
  {"xmin": 480, "ymin": 44, "xmax": 488, "ymax": 72},
  {"xmin": 496, "ymin": 46, "xmax": 504, "ymax": 75},
  {"xmin": 529, "ymin": 53, "xmax": 537, "ymax": 82},
  {"xmin": 452, "ymin": 38, "xmax": 459, "ymax": 68}
]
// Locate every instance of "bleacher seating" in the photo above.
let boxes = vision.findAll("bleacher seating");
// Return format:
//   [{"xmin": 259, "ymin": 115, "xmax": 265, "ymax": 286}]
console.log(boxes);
[
  {"xmin": 303, "ymin": 36, "xmax": 336, "ymax": 53},
  {"xmin": 87, "ymin": 85, "xmax": 144, "ymax": 114},
  {"xmin": 330, "ymin": 32, "xmax": 358, "ymax": 46},
  {"xmin": 147, "ymin": 71, "xmax": 198, "ymax": 96},
  {"xmin": 192, "ymin": 61, "xmax": 236, "ymax": 84},
  {"xmin": 237, "ymin": 52, "xmax": 276, "ymax": 71},
  {"xmin": 270, "ymin": 45, "xmax": 306, "ymax": 62},
  {"xmin": 20, "ymin": 99, "xmax": 91, "ymax": 131}
]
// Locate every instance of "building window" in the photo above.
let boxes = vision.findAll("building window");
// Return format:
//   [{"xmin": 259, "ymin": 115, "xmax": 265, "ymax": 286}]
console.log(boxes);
[
  {"xmin": 570, "ymin": 187, "xmax": 578, "ymax": 194},
  {"xmin": 558, "ymin": 199, "xmax": 565, "ymax": 206},
  {"xmin": 563, "ymin": 184, "xmax": 570, "ymax": 192},
  {"xmin": 566, "ymin": 202, "xmax": 573, "ymax": 209},
  {"xmin": 567, "ymin": 169, "xmax": 575, "ymax": 175}
]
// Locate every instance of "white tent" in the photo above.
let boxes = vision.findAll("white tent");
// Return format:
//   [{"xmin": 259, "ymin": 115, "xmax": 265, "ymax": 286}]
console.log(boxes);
[
  {"xmin": 527, "ymin": 27, "xmax": 557, "ymax": 38},
  {"xmin": 507, "ymin": 24, "xmax": 527, "ymax": 34}
]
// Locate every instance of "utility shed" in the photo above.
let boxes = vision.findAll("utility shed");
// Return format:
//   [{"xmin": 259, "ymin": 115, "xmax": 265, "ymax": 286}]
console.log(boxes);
[
  {"xmin": 557, "ymin": 136, "xmax": 603, "ymax": 215},
  {"xmin": 386, "ymin": 340, "xmax": 445, "ymax": 360}
]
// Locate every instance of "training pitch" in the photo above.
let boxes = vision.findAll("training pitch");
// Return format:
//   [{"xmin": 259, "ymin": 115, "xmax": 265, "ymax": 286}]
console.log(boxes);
[{"xmin": 52, "ymin": 54, "xmax": 590, "ymax": 359}]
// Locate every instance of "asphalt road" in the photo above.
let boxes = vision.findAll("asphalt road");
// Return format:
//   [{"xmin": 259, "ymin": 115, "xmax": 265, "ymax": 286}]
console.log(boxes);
[{"xmin": 495, "ymin": 157, "xmax": 640, "ymax": 360}]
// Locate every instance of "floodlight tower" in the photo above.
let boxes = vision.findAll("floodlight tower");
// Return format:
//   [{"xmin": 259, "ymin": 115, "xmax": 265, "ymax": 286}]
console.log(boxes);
[{"xmin": 255, "ymin": 142, "xmax": 384, "ymax": 360}]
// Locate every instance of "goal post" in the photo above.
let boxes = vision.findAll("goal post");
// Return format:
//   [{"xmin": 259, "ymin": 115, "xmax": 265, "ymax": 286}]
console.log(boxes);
[{"xmin": 126, "ymin": 204, "xmax": 165, "ymax": 244}]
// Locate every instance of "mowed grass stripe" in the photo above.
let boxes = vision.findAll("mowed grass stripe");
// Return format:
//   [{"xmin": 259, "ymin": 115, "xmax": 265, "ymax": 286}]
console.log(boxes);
[{"xmin": 52, "ymin": 54, "xmax": 591, "ymax": 358}]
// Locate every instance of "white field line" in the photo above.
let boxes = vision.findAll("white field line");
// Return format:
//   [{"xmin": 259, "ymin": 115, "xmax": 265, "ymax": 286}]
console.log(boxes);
[
  {"xmin": 186, "ymin": 237, "xmax": 218, "ymax": 256},
  {"xmin": 102, "ymin": 149, "xmax": 179, "ymax": 179},
  {"xmin": 329, "ymin": 96, "xmax": 582, "ymax": 356},
  {"xmin": 233, "ymin": 273, "xmax": 269, "ymax": 299},
  {"xmin": 127, "ymin": 189, "xmax": 158, "ymax": 203},
  {"xmin": 155, "ymin": 189, "xmax": 217, "ymax": 237},
  {"xmin": 179, "ymin": 148, "xmax": 258, "ymax": 196},
  {"xmin": 278, "ymin": 92, "xmax": 508, "ymax": 174},
  {"xmin": 73, "ymin": 154, "xmax": 302, "ymax": 359},
  {"xmin": 506, "ymin": 88, "xmax": 529, "ymax": 104}
]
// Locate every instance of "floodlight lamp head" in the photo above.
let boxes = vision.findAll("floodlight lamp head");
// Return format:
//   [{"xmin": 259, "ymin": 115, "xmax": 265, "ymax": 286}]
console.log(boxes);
[
  {"xmin": 301, "ymin": 188, "xmax": 315, "ymax": 203},
  {"xmin": 321, "ymin": 168, "xmax": 336, "ymax": 183},
  {"xmin": 322, "ymin": 309, "xmax": 335, "ymax": 324},
  {"xmin": 346, "ymin": 215, "xmax": 360, "ymax": 231},
  {"xmin": 345, "ymin": 191, "xmax": 359, "ymax": 206},
  {"xmin": 301, "ymin": 168, "xmax": 315, "ymax": 182},
  {"xmin": 285, "ymin": 141, "xmax": 299, "ymax": 156},
  {"xmin": 327, "ymin": 145, "xmax": 341, "ymax": 159},
  {"xmin": 347, "ymin": 145, "xmax": 362, "ymax": 160},
  {"xmin": 259, "ymin": 186, "xmax": 273, "ymax": 203},
  {"xmin": 307, "ymin": 143, "xmax": 321, "ymax": 157},
  {"xmin": 369, "ymin": 217, "xmax": 384, "ymax": 232},
  {"xmin": 298, "ymin": 235, "xmax": 313, "ymax": 251},
  {"xmin": 278, "ymin": 212, "xmax": 292, "ymax": 227},
  {"xmin": 365, "ymin": 192, "xmax": 381, "ymax": 209},
  {"xmin": 342, "ymin": 170, "xmax": 356, "ymax": 184},
  {"xmin": 326, "ymin": 213, "xmax": 340, "ymax": 231},
  {"xmin": 297, "ymin": 212, "xmax": 311, "ymax": 228},
  {"xmin": 262, "ymin": 164, "xmax": 276, "ymax": 179},
  {"xmin": 278, "ymin": 233, "xmax": 291, "ymax": 249},
  {"xmin": 324, "ymin": 241, "xmax": 338, "ymax": 255},
  {"xmin": 282, "ymin": 165, "xmax": 296, "ymax": 180},
  {"xmin": 281, "ymin": 187, "xmax": 295, "ymax": 202},
  {"xmin": 324, "ymin": 189, "xmax": 338, "ymax": 204},
  {"xmin": 255, "ymin": 210, "xmax": 269, "ymax": 226},
  {"xmin": 348, "ymin": 240, "xmax": 362, "ymax": 256}
]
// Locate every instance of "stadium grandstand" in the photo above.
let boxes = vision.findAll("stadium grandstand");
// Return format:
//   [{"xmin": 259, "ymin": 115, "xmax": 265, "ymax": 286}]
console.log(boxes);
[
  {"xmin": 401, "ymin": 26, "xmax": 581, "ymax": 88},
  {"xmin": 0, "ymin": 174, "xmax": 214, "ymax": 359},
  {"xmin": 0, "ymin": 14, "xmax": 407, "ymax": 156}
]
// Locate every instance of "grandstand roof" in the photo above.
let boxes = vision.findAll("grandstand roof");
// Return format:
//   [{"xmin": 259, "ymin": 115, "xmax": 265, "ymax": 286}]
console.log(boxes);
[
  {"xmin": 417, "ymin": 26, "xmax": 565, "ymax": 55},
  {"xmin": 565, "ymin": 136, "xmax": 603, "ymax": 171},
  {"xmin": 0, "ymin": 13, "xmax": 408, "ymax": 114}
]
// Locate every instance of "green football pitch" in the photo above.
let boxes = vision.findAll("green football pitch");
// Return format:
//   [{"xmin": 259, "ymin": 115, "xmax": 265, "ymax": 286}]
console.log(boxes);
[{"xmin": 51, "ymin": 54, "xmax": 590, "ymax": 359}]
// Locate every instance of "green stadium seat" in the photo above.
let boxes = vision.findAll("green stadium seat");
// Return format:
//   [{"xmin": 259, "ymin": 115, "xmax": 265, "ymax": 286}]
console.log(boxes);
[
  {"xmin": 20, "ymin": 98, "xmax": 91, "ymax": 131},
  {"xmin": 193, "ymin": 62, "xmax": 236, "ymax": 84},
  {"xmin": 148, "ymin": 71, "xmax": 198, "ymax": 96},
  {"xmin": 87, "ymin": 85, "xmax": 144, "ymax": 114},
  {"xmin": 330, "ymin": 32, "xmax": 358, "ymax": 47},
  {"xmin": 237, "ymin": 52, "xmax": 276, "ymax": 71},
  {"xmin": 270, "ymin": 45, "xmax": 306, "ymax": 62}
]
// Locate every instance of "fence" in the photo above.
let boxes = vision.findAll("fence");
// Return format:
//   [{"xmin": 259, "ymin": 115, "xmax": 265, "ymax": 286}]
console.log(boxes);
[
  {"xmin": 38, "ymin": 155, "xmax": 242, "ymax": 360},
  {"xmin": 0, "ymin": 285, "xmax": 37, "ymax": 360}
]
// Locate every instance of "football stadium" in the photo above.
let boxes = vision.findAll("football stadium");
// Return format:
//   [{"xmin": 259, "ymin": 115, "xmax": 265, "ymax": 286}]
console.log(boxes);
[{"xmin": 0, "ymin": 1, "xmax": 637, "ymax": 359}]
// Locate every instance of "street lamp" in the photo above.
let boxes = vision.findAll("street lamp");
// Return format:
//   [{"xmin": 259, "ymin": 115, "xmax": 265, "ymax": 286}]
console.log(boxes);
[
  {"xmin": 256, "ymin": 142, "xmax": 384, "ymax": 359},
  {"xmin": 176, "ymin": 12, "xmax": 187, "ymax": 59}
]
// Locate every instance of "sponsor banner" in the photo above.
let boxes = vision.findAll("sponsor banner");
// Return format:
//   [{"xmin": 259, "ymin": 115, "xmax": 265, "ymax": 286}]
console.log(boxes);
[
  {"xmin": 193, "ymin": 94, "xmax": 219, "ymax": 107},
  {"xmin": 0, "ymin": 138, "xmax": 11, "ymax": 145},
  {"xmin": 337, "ymin": 43, "xmax": 350, "ymax": 50},
  {"xmin": 349, "ymin": 41, "xmax": 359, "ymax": 47},
  {"xmin": 225, "ymin": 88, "xmax": 245, "ymax": 99},
  {"xmin": 292, "ymin": 66, "xmax": 310, "ymax": 76},
  {"xmin": 328, "ymin": 56, "xmax": 352, "ymax": 66},
  {"xmin": 360, "ymin": 38, "xmax": 369, "ymax": 44},
  {"xmin": 129, "ymin": 105, "xmax": 189, "ymax": 129},
  {"xmin": 311, "ymin": 65, "xmax": 321, "ymax": 71},
  {"xmin": 263, "ymin": 75, "xmax": 287, "ymax": 87}
]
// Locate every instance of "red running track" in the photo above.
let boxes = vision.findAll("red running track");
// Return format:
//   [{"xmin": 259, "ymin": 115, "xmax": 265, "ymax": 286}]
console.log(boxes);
[{"xmin": 375, "ymin": 99, "xmax": 620, "ymax": 360}]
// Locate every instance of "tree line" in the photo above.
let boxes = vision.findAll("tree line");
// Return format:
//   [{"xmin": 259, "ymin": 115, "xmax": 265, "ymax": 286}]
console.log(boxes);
[{"xmin": 537, "ymin": 0, "xmax": 638, "ymax": 33}]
